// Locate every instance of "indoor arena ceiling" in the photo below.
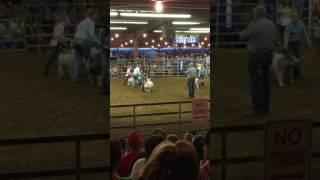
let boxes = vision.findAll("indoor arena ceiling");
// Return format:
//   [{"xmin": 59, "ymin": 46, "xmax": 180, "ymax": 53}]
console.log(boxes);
[{"xmin": 109, "ymin": 0, "xmax": 210, "ymax": 48}]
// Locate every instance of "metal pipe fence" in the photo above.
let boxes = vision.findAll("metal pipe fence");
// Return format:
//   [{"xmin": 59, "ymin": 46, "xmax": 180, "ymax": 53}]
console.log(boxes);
[
  {"xmin": 0, "ymin": 134, "xmax": 110, "ymax": 180},
  {"xmin": 110, "ymin": 100, "xmax": 210, "ymax": 139},
  {"xmin": 210, "ymin": 121, "xmax": 320, "ymax": 180}
]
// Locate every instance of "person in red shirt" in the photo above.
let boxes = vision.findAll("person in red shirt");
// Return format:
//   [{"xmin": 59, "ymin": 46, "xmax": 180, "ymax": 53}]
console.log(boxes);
[{"xmin": 117, "ymin": 131, "xmax": 145, "ymax": 177}]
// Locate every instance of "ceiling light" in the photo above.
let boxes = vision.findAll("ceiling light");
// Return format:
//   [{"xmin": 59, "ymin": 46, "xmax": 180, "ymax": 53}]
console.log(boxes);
[
  {"xmin": 120, "ymin": 12, "xmax": 191, "ymax": 19},
  {"xmin": 143, "ymin": 33, "xmax": 147, "ymax": 38},
  {"xmin": 208, "ymin": 43, "xmax": 210, "ymax": 47},
  {"xmin": 153, "ymin": 30, "xmax": 162, "ymax": 33},
  {"xmin": 152, "ymin": 40, "xmax": 155, "ymax": 43},
  {"xmin": 110, "ymin": 20, "xmax": 148, "ymax": 24},
  {"xmin": 204, "ymin": 37, "xmax": 208, "ymax": 41},
  {"xmin": 175, "ymin": 30, "xmax": 209, "ymax": 34},
  {"xmin": 111, "ymin": 37, "xmax": 114, "ymax": 41},
  {"xmin": 151, "ymin": 45, "xmax": 155, "ymax": 48},
  {"xmin": 172, "ymin": 21, "xmax": 201, "ymax": 25},
  {"xmin": 130, "ymin": 40, "xmax": 133, "ymax": 43},
  {"xmin": 125, "ymin": 42, "xmax": 128, "ymax": 46},
  {"xmin": 115, "ymin": 34, "xmax": 119, "ymax": 38},
  {"xmin": 155, "ymin": 1, "xmax": 163, "ymax": 13},
  {"xmin": 145, "ymin": 42, "xmax": 149, "ymax": 46},
  {"xmin": 120, "ymin": 44, "xmax": 124, "ymax": 47},
  {"xmin": 160, "ymin": 37, "xmax": 163, "ymax": 41},
  {"xmin": 158, "ymin": 44, "xmax": 161, "ymax": 47},
  {"xmin": 192, "ymin": 44, "xmax": 195, "ymax": 47},
  {"xmin": 110, "ymin": 12, "xmax": 118, "ymax": 16},
  {"xmin": 189, "ymin": 28, "xmax": 210, "ymax": 31},
  {"xmin": 110, "ymin": 27, "xmax": 127, "ymax": 30},
  {"xmin": 201, "ymin": 42, "xmax": 204, "ymax": 45}
]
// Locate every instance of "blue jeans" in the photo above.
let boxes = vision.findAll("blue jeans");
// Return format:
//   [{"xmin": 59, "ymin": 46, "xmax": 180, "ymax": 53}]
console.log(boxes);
[
  {"xmin": 248, "ymin": 51, "xmax": 273, "ymax": 114},
  {"xmin": 188, "ymin": 77, "xmax": 195, "ymax": 98},
  {"xmin": 73, "ymin": 41, "xmax": 91, "ymax": 82}
]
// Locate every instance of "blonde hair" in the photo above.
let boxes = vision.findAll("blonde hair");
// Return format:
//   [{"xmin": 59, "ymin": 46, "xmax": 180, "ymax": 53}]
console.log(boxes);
[{"xmin": 138, "ymin": 140, "xmax": 199, "ymax": 180}]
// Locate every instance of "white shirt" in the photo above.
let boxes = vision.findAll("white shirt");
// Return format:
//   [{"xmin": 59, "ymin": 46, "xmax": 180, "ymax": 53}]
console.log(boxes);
[
  {"xmin": 130, "ymin": 158, "xmax": 146, "ymax": 180},
  {"xmin": 50, "ymin": 22, "xmax": 66, "ymax": 46},
  {"xmin": 74, "ymin": 17, "xmax": 99, "ymax": 44},
  {"xmin": 133, "ymin": 67, "xmax": 141, "ymax": 76}
]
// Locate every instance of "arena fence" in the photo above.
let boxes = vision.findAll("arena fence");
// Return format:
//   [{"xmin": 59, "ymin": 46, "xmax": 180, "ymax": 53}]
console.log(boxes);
[
  {"xmin": 110, "ymin": 57, "xmax": 210, "ymax": 78},
  {"xmin": 110, "ymin": 100, "xmax": 210, "ymax": 139},
  {"xmin": 210, "ymin": 120, "xmax": 320, "ymax": 180},
  {"xmin": 0, "ymin": 134, "xmax": 110, "ymax": 179}
]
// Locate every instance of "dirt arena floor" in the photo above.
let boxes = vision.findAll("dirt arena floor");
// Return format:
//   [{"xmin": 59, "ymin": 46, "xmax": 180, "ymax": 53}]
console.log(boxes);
[
  {"xmin": 212, "ymin": 48, "xmax": 320, "ymax": 180},
  {"xmin": 0, "ymin": 52, "xmax": 108, "ymax": 179},
  {"xmin": 110, "ymin": 77, "xmax": 211, "ymax": 139}
]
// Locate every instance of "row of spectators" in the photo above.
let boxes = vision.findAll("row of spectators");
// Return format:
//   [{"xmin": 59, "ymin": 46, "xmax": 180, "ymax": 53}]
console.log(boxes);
[{"xmin": 111, "ymin": 129, "xmax": 210, "ymax": 180}]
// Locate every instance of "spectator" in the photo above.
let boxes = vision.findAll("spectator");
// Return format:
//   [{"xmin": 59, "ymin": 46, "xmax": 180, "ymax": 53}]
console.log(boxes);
[
  {"xmin": 138, "ymin": 140, "xmax": 199, "ymax": 180},
  {"xmin": 131, "ymin": 135, "xmax": 164, "ymax": 180},
  {"xmin": 43, "ymin": 15, "xmax": 68, "ymax": 75},
  {"xmin": 192, "ymin": 135, "xmax": 205, "ymax": 163},
  {"xmin": 166, "ymin": 134, "xmax": 178, "ymax": 143},
  {"xmin": 111, "ymin": 140, "xmax": 122, "ymax": 180},
  {"xmin": 118, "ymin": 131, "xmax": 145, "ymax": 177},
  {"xmin": 199, "ymin": 131, "xmax": 210, "ymax": 180},
  {"xmin": 72, "ymin": 8, "xmax": 100, "ymax": 82},
  {"xmin": 184, "ymin": 132, "xmax": 194, "ymax": 143},
  {"xmin": 239, "ymin": 5, "xmax": 275, "ymax": 117},
  {"xmin": 284, "ymin": 11, "xmax": 312, "ymax": 79},
  {"xmin": 151, "ymin": 128, "xmax": 166, "ymax": 139}
]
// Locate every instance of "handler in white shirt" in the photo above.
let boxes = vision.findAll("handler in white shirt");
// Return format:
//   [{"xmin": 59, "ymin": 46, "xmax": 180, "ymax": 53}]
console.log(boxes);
[{"xmin": 72, "ymin": 8, "xmax": 100, "ymax": 82}]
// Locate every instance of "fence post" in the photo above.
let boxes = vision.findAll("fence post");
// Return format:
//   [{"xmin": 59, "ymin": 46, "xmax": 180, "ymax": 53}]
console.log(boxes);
[
  {"xmin": 75, "ymin": 140, "xmax": 81, "ymax": 180},
  {"xmin": 221, "ymin": 132, "xmax": 227, "ymax": 180},
  {"xmin": 178, "ymin": 103, "xmax": 182, "ymax": 137},
  {"xmin": 133, "ymin": 105, "xmax": 136, "ymax": 130}
]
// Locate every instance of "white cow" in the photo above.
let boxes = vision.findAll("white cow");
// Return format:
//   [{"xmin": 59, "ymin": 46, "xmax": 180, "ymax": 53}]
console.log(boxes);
[
  {"xmin": 271, "ymin": 52, "xmax": 297, "ymax": 87},
  {"xmin": 144, "ymin": 78, "xmax": 154, "ymax": 93}
]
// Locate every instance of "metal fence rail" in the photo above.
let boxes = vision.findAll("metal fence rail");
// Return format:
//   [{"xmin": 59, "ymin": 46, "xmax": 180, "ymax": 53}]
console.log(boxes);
[
  {"xmin": 111, "ymin": 100, "xmax": 210, "ymax": 138},
  {"xmin": 0, "ymin": 134, "xmax": 110, "ymax": 180},
  {"xmin": 210, "ymin": 121, "xmax": 320, "ymax": 180}
]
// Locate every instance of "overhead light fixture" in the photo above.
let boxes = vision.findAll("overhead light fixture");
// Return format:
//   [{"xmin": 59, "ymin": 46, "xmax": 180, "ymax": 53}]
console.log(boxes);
[
  {"xmin": 152, "ymin": 40, "xmax": 155, "ymax": 43},
  {"xmin": 120, "ymin": 44, "xmax": 124, "ymax": 47},
  {"xmin": 110, "ymin": 20, "xmax": 148, "ymax": 24},
  {"xmin": 125, "ymin": 42, "xmax": 128, "ymax": 46},
  {"xmin": 145, "ymin": 42, "xmax": 149, "ymax": 46},
  {"xmin": 110, "ymin": 27, "xmax": 127, "ymax": 30},
  {"xmin": 160, "ymin": 37, "xmax": 163, "ymax": 41},
  {"xmin": 172, "ymin": 21, "xmax": 201, "ymax": 25},
  {"xmin": 120, "ymin": 12, "xmax": 191, "ymax": 19},
  {"xmin": 175, "ymin": 30, "xmax": 209, "ymax": 34},
  {"xmin": 143, "ymin": 33, "xmax": 147, "ymax": 38},
  {"xmin": 208, "ymin": 43, "xmax": 210, "ymax": 47},
  {"xmin": 110, "ymin": 12, "xmax": 118, "ymax": 16},
  {"xmin": 204, "ymin": 37, "xmax": 208, "ymax": 41},
  {"xmin": 130, "ymin": 40, "xmax": 133, "ymax": 43},
  {"xmin": 153, "ymin": 30, "xmax": 162, "ymax": 33},
  {"xmin": 189, "ymin": 28, "xmax": 210, "ymax": 31},
  {"xmin": 155, "ymin": 0, "xmax": 164, "ymax": 13},
  {"xmin": 111, "ymin": 37, "xmax": 114, "ymax": 41},
  {"xmin": 151, "ymin": 45, "xmax": 155, "ymax": 48},
  {"xmin": 158, "ymin": 44, "xmax": 161, "ymax": 47},
  {"xmin": 115, "ymin": 34, "xmax": 119, "ymax": 38},
  {"xmin": 164, "ymin": 42, "xmax": 168, "ymax": 45}
]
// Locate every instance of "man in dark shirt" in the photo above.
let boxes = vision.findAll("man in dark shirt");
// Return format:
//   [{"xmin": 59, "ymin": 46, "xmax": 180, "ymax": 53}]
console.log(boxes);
[{"xmin": 240, "ymin": 5, "xmax": 275, "ymax": 117}]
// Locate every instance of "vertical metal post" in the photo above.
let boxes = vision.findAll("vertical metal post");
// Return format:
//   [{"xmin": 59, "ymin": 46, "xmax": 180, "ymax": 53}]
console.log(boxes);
[
  {"xmin": 221, "ymin": 132, "xmax": 227, "ymax": 180},
  {"xmin": 75, "ymin": 140, "xmax": 81, "ymax": 180},
  {"xmin": 133, "ymin": 105, "xmax": 136, "ymax": 130},
  {"xmin": 178, "ymin": 103, "xmax": 182, "ymax": 137},
  {"xmin": 215, "ymin": 0, "xmax": 220, "ymax": 48}
]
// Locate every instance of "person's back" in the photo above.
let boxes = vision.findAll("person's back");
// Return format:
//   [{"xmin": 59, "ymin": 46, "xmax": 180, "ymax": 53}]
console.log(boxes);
[{"xmin": 240, "ymin": 6, "xmax": 275, "ymax": 53}]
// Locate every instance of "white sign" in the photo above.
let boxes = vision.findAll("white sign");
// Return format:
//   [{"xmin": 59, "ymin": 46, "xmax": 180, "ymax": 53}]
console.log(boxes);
[
  {"xmin": 265, "ymin": 120, "xmax": 311, "ymax": 180},
  {"xmin": 175, "ymin": 34, "xmax": 199, "ymax": 44},
  {"xmin": 192, "ymin": 99, "xmax": 208, "ymax": 122}
]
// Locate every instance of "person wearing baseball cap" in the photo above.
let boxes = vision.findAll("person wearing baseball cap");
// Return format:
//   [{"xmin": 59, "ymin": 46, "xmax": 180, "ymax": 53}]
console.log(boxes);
[
  {"xmin": 117, "ymin": 131, "xmax": 144, "ymax": 177},
  {"xmin": 185, "ymin": 63, "xmax": 197, "ymax": 98}
]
